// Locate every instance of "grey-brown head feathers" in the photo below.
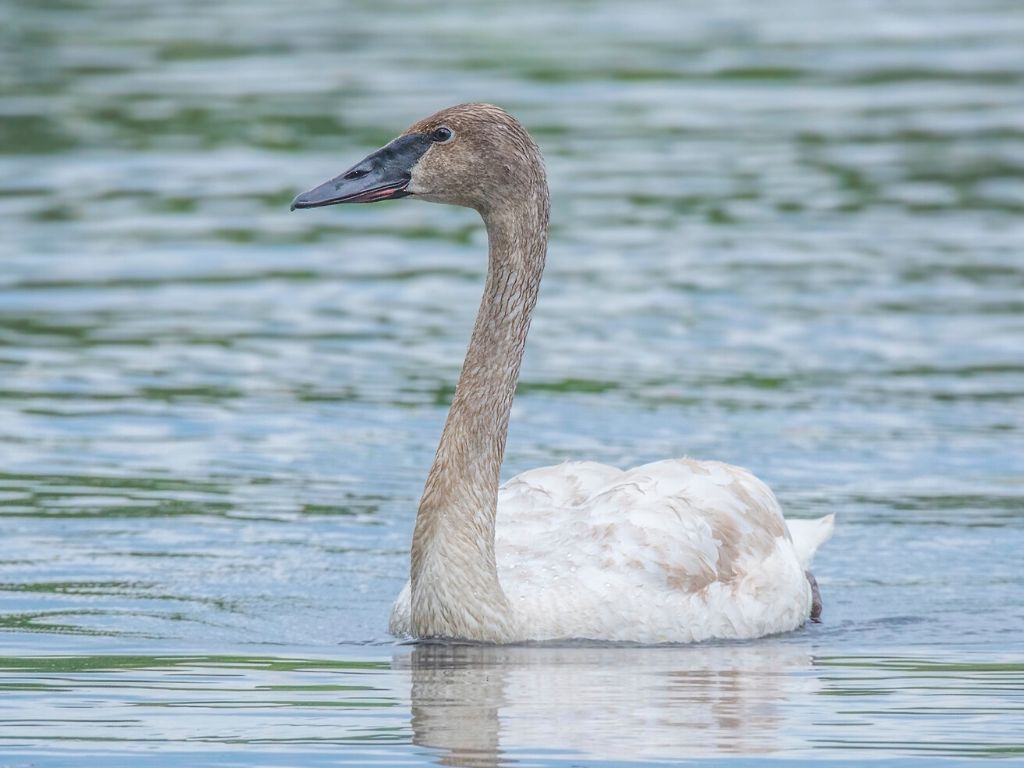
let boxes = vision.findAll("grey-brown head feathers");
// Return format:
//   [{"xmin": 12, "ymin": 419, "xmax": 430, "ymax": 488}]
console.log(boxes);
[{"xmin": 404, "ymin": 103, "xmax": 547, "ymax": 215}]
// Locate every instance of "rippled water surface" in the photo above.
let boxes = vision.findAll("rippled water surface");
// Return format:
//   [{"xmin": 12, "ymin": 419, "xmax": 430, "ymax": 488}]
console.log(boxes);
[{"xmin": 2, "ymin": 0, "xmax": 1023, "ymax": 765}]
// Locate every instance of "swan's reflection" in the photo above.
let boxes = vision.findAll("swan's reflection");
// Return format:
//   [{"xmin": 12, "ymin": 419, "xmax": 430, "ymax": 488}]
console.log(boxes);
[{"xmin": 398, "ymin": 640, "xmax": 819, "ymax": 767}]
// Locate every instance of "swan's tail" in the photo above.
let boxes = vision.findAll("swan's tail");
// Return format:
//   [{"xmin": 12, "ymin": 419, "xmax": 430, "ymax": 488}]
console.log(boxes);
[{"xmin": 787, "ymin": 514, "xmax": 835, "ymax": 571}]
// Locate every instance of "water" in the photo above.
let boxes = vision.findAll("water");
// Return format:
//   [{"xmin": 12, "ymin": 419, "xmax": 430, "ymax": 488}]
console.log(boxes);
[{"xmin": 1, "ymin": 0, "xmax": 1023, "ymax": 764}]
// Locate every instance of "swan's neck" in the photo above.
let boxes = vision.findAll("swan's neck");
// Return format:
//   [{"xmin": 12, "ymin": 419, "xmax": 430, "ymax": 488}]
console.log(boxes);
[{"xmin": 410, "ymin": 195, "xmax": 548, "ymax": 641}]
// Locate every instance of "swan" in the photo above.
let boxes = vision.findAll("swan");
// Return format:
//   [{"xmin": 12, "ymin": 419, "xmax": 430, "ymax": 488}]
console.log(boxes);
[{"xmin": 291, "ymin": 103, "xmax": 834, "ymax": 643}]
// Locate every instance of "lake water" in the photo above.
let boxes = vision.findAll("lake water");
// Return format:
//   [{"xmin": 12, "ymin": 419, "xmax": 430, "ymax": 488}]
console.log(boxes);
[{"xmin": 1, "ymin": 0, "xmax": 1023, "ymax": 765}]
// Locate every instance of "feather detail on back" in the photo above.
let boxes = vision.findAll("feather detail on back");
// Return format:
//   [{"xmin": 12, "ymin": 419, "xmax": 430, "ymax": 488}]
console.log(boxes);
[{"xmin": 392, "ymin": 458, "xmax": 829, "ymax": 643}]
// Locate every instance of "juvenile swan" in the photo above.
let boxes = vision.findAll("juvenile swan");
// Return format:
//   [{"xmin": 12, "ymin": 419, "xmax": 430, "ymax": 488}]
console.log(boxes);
[{"xmin": 292, "ymin": 103, "xmax": 834, "ymax": 643}]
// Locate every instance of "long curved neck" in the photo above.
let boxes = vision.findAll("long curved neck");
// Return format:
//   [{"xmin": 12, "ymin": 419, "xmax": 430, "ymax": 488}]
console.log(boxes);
[{"xmin": 410, "ymin": 192, "xmax": 548, "ymax": 641}]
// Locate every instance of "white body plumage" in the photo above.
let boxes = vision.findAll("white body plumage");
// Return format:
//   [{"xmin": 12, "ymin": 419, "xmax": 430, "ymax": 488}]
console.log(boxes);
[{"xmin": 390, "ymin": 458, "xmax": 834, "ymax": 643}]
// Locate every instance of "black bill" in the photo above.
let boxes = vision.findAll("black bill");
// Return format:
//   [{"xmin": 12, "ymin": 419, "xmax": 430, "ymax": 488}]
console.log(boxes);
[{"xmin": 290, "ymin": 133, "xmax": 433, "ymax": 210}]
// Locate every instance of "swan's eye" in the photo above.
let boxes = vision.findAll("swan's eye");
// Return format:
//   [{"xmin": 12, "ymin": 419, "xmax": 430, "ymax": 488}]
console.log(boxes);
[{"xmin": 431, "ymin": 126, "xmax": 453, "ymax": 143}]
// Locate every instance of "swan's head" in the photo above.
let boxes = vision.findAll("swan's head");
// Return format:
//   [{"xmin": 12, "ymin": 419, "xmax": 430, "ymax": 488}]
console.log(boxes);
[{"xmin": 291, "ymin": 103, "xmax": 545, "ymax": 214}]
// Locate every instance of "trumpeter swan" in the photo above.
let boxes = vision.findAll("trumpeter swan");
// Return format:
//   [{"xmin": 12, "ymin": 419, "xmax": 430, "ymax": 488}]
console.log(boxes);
[{"xmin": 292, "ymin": 103, "xmax": 834, "ymax": 643}]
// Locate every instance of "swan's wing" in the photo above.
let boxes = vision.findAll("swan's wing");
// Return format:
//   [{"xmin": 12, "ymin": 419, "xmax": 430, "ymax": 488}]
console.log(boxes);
[
  {"xmin": 498, "ymin": 458, "xmax": 789, "ymax": 585},
  {"xmin": 501, "ymin": 460, "xmax": 627, "ymax": 507},
  {"xmin": 496, "ymin": 458, "xmax": 808, "ymax": 641}
]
